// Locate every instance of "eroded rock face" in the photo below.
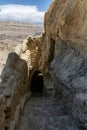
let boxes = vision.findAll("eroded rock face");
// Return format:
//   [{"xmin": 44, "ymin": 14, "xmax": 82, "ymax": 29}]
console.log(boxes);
[
  {"xmin": 45, "ymin": 0, "xmax": 87, "ymax": 41},
  {"xmin": 1, "ymin": 0, "xmax": 87, "ymax": 129},
  {"xmin": 0, "ymin": 52, "xmax": 28, "ymax": 128},
  {"xmin": 40, "ymin": 0, "xmax": 87, "ymax": 129},
  {"xmin": 15, "ymin": 36, "xmax": 42, "ymax": 70},
  {"xmin": 0, "ymin": 35, "xmax": 42, "ymax": 128}
]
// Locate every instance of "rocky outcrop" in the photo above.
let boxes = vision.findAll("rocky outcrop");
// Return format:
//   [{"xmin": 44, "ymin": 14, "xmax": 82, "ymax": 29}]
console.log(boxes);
[
  {"xmin": 0, "ymin": 36, "xmax": 42, "ymax": 129},
  {"xmin": 1, "ymin": 0, "xmax": 87, "ymax": 129},
  {"xmin": 45, "ymin": 0, "xmax": 87, "ymax": 41},
  {"xmin": 15, "ymin": 36, "xmax": 42, "ymax": 70},
  {"xmin": 0, "ymin": 52, "xmax": 28, "ymax": 128},
  {"xmin": 40, "ymin": 0, "xmax": 87, "ymax": 129}
]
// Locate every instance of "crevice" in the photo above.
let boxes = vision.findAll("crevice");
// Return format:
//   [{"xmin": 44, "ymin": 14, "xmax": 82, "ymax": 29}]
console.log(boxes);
[{"xmin": 48, "ymin": 38, "xmax": 55, "ymax": 64}]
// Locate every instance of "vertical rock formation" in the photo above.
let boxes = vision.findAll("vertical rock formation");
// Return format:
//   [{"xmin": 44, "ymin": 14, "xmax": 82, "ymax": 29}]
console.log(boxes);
[
  {"xmin": 39, "ymin": 0, "xmax": 87, "ymax": 128},
  {"xmin": 0, "ymin": 52, "xmax": 28, "ymax": 128},
  {"xmin": 0, "ymin": 36, "xmax": 42, "ymax": 129}
]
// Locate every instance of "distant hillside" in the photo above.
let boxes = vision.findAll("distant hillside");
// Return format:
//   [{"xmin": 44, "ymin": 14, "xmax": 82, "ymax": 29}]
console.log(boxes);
[{"xmin": 0, "ymin": 20, "xmax": 44, "ymax": 47}]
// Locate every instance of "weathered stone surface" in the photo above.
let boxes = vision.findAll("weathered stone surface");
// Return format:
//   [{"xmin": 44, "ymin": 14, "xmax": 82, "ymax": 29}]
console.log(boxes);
[
  {"xmin": 39, "ymin": 0, "xmax": 87, "ymax": 129},
  {"xmin": 19, "ymin": 97, "xmax": 79, "ymax": 130},
  {"xmin": 45, "ymin": 0, "xmax": 87, "ymax": 41},
  {"xmin": 0, "ymin": 35, "xmax": 42, "ymax": 128},
  {"xmin": 15, "ymin": 36, "xmax": 42, "ymax": 70},
  {"xmin": 0, "ymin": 96, "xmax": 5, "ymax": 130},
  {"xmin": 0, "ymin": 52, "xmax": 28, "ymax": 128},
  {"xmin": 1, "ymin": 0, "xmax": 87, "ymax": 129}
]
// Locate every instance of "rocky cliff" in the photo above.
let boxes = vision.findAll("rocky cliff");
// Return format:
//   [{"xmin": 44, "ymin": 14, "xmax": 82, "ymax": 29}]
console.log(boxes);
[
  {"xmin": 40, "ymin": 0, "xmax": 87, "ymax": 129},
  {"xmin": 0, "ymin": 0, "xmax": 87, "ymax": 129}
]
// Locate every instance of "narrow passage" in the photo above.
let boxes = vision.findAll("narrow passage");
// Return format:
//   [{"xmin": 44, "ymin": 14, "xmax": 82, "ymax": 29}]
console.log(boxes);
[
  {"xmin": 18, "ymin": 97, "xmax": 79, "ymax": 130},
  {"xmin": 18, "ymin": 71, "xmax": 79, "ymax": 130}
]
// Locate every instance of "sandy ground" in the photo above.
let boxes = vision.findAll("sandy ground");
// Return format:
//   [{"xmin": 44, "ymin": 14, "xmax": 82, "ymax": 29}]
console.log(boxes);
[{"xmin": 0, "ymin": 20, "xmax": 43, "ymax": 74}]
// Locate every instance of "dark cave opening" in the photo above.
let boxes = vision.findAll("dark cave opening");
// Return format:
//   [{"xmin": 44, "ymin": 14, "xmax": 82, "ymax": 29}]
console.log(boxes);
[{"xmin": 30, "ymin": 70, "xmax": 43, "ymax": 96}]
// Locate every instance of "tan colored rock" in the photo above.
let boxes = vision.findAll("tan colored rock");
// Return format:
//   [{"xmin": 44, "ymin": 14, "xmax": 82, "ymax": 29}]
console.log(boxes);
[
  {"xmin": 45, "ymin": 0, "xmax": 87, "ymax": 41},
  {"xmin": 16, "ymin": 36, "xmax": 42, "ymax": 71},
  {"xmin": 43, "ymin": 0, "xmax": 87, "ymax": 59}
]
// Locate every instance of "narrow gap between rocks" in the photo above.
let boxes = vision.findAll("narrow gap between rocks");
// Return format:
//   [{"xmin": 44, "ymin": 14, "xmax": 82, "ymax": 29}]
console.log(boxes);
[{"xmin": 30, "ymin": 70, "xmax": 44, "ymax": 97}]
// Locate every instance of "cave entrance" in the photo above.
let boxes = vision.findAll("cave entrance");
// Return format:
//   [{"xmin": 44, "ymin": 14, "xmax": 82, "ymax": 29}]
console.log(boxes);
[{"xmin": 30, "ymin": 70, "xmax": 43, "ymax": 96}]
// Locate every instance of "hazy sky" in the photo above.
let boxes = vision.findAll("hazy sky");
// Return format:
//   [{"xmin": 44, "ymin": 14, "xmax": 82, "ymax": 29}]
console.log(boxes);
[{"xmin": 0, "ymin": 0, "xmax": 52, "ymax": 23}]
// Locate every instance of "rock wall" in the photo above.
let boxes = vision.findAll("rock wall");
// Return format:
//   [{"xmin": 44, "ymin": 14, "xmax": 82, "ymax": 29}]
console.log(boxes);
[
  {"xmin": 0, "ymin": 52, "xmax": 28, "ymax": 129},
  {"xmin": 1, "ymin": 0, "xmax": 87, "ymax": 129},
  {"xmin": 15, "ymin": 36, "xmax": 42, "ymax": 70},
  {"xmin": 40, "ymin": 0, "xmax": 87, "ymax": 129},
  {"xmin": 0, "ymin": 36, "xmax": 42, "ymax": 129},
  {"xmin": 0, "ymin": 97, "xmax": 5, "ymax": 130}
]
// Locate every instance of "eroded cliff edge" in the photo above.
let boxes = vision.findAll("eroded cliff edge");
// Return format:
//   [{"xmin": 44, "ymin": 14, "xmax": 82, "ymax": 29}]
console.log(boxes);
[{"xmin": 0, "ymin": 0, "xmax": 87, "ymax": 129}]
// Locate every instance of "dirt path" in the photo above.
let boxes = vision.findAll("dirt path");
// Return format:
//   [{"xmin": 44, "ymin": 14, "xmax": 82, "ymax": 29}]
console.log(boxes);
[{"xmin": 18, "ymin": 96, "xmax": 79, "ymax": 130}]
